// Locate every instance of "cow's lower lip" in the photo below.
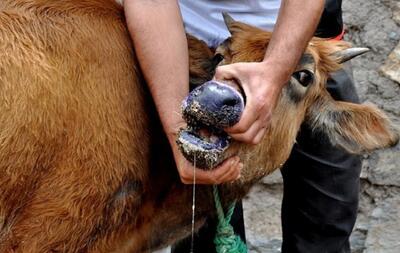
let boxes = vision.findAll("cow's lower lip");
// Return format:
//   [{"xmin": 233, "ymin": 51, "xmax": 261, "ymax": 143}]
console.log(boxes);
[{"xmin": 176, "ymin": 127, "xmax": 230, "ymax": 169}]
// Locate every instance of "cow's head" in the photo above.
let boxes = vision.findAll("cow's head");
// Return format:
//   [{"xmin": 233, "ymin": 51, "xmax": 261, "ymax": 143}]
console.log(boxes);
[{"xmin": 178, "ymin": 14, "xmax": 399, "ymax": 180}]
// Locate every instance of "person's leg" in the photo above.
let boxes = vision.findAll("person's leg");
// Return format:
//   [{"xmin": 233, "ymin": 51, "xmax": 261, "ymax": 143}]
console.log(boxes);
[
  {"xmin": 172, "ymin": 201, "xmax": 246, "ymax": 253},
  {"xmin": 281, "ymin": 66, "xmax": 362, "ymax": 253}
]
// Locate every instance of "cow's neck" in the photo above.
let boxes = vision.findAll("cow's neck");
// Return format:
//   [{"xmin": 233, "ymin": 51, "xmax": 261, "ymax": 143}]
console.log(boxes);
[{"xmin": 222, "ymin": 99, "xmax": 306, "ymax": 198}]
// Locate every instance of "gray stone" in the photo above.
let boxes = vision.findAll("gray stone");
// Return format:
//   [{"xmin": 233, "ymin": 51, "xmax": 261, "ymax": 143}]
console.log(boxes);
[
  {"xmin": 244, "ymin": 184, "xmax": 283, "ymax": 238},
  {"xmin": 388, "ymin": 31, "xmax": 399, "ymax": 40},
  {"xmin": 367, "ymin": 147, "xmax": 400, "ymax": 187},
  {"xmin": 247, "ymin": 238, "xmax": 281, "ymax": 253},
  {"xmin": 261, "ymin": 170, "xmax": 283, "ymax": 185},
  {"xmin": 364, "ymin": 197, "xmax": 400, "ymax": 253},
  {"xmin": 393, "ymin": 2, "xmax": 400, "ymax": 25},
  {"xmin": 244, "ymin": 184, "xmax": 283, "ymax": 252},
  {"xmin": 381, "ymin": 42, "xmax": 400, "ymax": 84},
  {"xmin": 350, "ymin": 229, "xmax": 367, "ymax": 253},
  {"xmin": 364, "ymin": 223, "xmax": 400, "ymax": 253}
]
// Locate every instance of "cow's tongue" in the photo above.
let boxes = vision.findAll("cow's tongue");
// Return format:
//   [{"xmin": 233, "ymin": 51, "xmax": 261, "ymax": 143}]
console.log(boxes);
[{"xmin": 198, "ymin": 128, "xmax": 220, "ymax": 143}]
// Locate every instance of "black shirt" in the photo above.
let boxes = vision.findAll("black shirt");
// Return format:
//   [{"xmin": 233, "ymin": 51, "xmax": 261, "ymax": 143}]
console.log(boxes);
[{"xmin": 315, "ymin": 0, "xmax": 343, "ymax": 38}]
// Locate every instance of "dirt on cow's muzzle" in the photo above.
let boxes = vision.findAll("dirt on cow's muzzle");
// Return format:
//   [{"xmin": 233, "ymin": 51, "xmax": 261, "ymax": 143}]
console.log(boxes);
[{"xmin": 176, "ymin": 80, "xmax": 244, "ymax": 169}]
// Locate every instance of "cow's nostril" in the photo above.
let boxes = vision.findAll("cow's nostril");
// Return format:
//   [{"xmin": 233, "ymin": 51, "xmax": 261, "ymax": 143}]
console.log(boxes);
[{"xmin": 223, "ymin": 97, "xmax": 239, "ymax": 107}]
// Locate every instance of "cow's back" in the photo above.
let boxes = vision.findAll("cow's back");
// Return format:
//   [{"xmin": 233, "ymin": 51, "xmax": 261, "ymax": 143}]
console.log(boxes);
[{"xmin": 0, "ymin": 1, "xmax": 152, "ymax": 251}]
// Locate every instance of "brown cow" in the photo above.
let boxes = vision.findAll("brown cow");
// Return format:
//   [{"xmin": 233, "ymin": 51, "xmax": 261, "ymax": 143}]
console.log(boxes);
[{"xmin": 0, "ymin": 0, "xmax": 398, "ymax": 252}]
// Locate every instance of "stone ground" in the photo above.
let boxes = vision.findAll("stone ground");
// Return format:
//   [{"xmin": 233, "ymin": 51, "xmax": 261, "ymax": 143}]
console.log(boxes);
[{"xmin": 243, "ymin": 0, "xmax": 400, "ymax": 252}]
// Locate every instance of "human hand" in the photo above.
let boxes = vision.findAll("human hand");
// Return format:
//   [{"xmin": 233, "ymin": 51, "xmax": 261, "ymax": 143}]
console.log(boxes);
[
  {"xmin": 168, "ymin": 133, "xmax": 242, "ymax": 184},
  {"xmin": 214, "ymin": 61, "xmax": 287, "ymax": 144}
]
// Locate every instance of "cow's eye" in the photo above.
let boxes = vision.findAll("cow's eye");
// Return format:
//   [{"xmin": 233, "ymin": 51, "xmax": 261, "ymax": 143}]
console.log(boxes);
[{"xmin": 293, "ymin": 70, "xmax": 314, "ymax": 87}]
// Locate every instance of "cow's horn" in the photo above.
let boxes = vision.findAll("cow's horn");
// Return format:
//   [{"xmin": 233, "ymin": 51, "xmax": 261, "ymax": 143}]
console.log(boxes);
[
  {"xmin": 222, "ymin": 12, "xmax": 236, "ymax": 34},
  {"xmin": 333, "ymin": 47, "xmax": 370, "ymax": 63}
]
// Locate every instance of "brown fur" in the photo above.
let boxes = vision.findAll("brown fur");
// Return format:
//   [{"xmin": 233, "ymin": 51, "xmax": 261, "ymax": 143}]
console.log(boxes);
[{"xmin": 0, "ymin": 1, "xmax": 398, "ymax": 252}]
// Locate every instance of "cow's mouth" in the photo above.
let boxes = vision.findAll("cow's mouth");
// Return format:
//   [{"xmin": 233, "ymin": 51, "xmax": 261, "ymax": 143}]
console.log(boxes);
[
  {"xmin": 177, "ymin": 126, "xmax": 230, "ymax": 169},
  {"xmin": 176, "ymin": 81, "xmax": 244, "ymax": 169}
]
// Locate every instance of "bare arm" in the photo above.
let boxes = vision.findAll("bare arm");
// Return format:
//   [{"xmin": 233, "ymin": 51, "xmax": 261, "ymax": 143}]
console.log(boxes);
[
  {"xmin": 124, "ymin": 0, "xmax": 187, "ymax": 138},
  {"xmin": 264, "ymin": 0, "xmax": 324, "ymax": 83},
  {"xmin": 124, "ymin": 0, "xmax": 241, "ymax": 184},
  {"xmin": 215, "ymin": 0, "xmax": 325, "ymax": 144}
]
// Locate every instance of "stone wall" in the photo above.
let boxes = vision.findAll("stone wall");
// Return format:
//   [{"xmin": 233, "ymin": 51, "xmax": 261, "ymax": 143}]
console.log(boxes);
[{"xmin": 244, "ymin": 0, "xmax": 400, "ymax": 252}]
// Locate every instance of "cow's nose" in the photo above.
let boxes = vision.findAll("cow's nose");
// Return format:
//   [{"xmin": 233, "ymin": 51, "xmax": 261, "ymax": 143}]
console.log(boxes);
[
  {"xmin": 196, "ymin": 81, "xmax": 241, "ymax": 110},
  {"xmin": 183, "ymin": 80, "xmax": 244, "ymax": 128}
]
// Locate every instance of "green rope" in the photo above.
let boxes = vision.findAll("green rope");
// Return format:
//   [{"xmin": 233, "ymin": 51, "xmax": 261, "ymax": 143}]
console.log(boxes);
[{"xmin": 213, "ymin": 185, "xmax": 247, "ymax": 253}]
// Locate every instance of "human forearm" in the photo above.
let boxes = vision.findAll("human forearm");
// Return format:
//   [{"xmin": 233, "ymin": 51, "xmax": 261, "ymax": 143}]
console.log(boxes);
[
  {"xmin": 124, "ymin": 0, "xmax": 188, "ymax": 139},
  {"xmin": 264, "ymin": 0, "xmax": 325, "ymax": 86},
  {"xmin": 124, "ymin": 1, "xmax": 242, "ymax": 183}
]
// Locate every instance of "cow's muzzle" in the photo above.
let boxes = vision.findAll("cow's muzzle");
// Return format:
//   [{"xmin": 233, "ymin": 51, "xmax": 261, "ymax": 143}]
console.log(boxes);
[{"xmin": 176, "ymin": 80, "xmax": 244, "ymax": 169}]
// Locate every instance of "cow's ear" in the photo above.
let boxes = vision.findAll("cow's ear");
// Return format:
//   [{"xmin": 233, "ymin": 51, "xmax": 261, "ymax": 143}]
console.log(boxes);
[
  {"xmin": 307, "ymin": 96, "xmax": 399, "ymax": 153},
  {"xmin": 222, "ymin": 12, "xmax": 246, "ymax": 35}
]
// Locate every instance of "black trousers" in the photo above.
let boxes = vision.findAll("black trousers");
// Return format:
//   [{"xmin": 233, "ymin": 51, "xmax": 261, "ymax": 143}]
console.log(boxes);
[
  {"xmin": 173, "ymin": 67, "xmax": 362, "ymax": 253},
  {"xmin": 280, "ymin": 66, "xmax": 362, "ymax": 253}
]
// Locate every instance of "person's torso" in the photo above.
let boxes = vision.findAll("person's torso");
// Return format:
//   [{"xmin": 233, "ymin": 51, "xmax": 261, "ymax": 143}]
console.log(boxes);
[
  {"xmin": 178, "ymin": 0, "xmax": 343, "ymax": 47},
  {"xmin": 179, "ymin": 0, "xmax": 281, "ymax": 47}
]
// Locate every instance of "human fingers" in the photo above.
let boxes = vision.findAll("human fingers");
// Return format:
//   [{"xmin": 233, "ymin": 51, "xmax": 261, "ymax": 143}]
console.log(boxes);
[
  {"xmin": 198, "ymin": 156, "xmax": 241, "ymax": 184},
  {"xmin": 206, "ymin": 156, "xmax": 241, "ymax": 184},
  {"xmin": 252, "ymin": 126, "xmax": 267, "ymax": 145},
  {"xmin": 178, "ymin": 163, "xmax": 218, "ymax": 184},
  {"xmin": 225, "ymin": 97, "xmax": 260, "ymax": 135},
  {"xmin": 208, "ymin": 156, "xmax": 239, "ymax": 183},
  {"xmin": 224, "ymin": 73, "xmax": 268, "ymax": 135},
  {"xmin": 229, "ymin": 106, "xmax": 271, "ymax": 144},
  {"xmin": 215, "ymin": 63, "xmax": 265, "ymax": 135},
  {"xmin": 213, "ymin": 64, "xmax": 240, "ymax": 81},
  {"xmin": 178, "ymin": 156, "xmax": 240, "ymax": 184},
  {"xmin": 229, "ymin": 116, "xmax": 264, "ymax": 144},
  {"xmin": 216, "ymin": 160, "xmax": 242, "ymax": 183}
]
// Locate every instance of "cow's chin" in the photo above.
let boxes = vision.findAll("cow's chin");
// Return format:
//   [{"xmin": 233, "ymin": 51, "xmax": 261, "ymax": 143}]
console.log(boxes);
[{"xmin": 176, "ymin": 126, "xmax": 230, "ymax": 169}]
